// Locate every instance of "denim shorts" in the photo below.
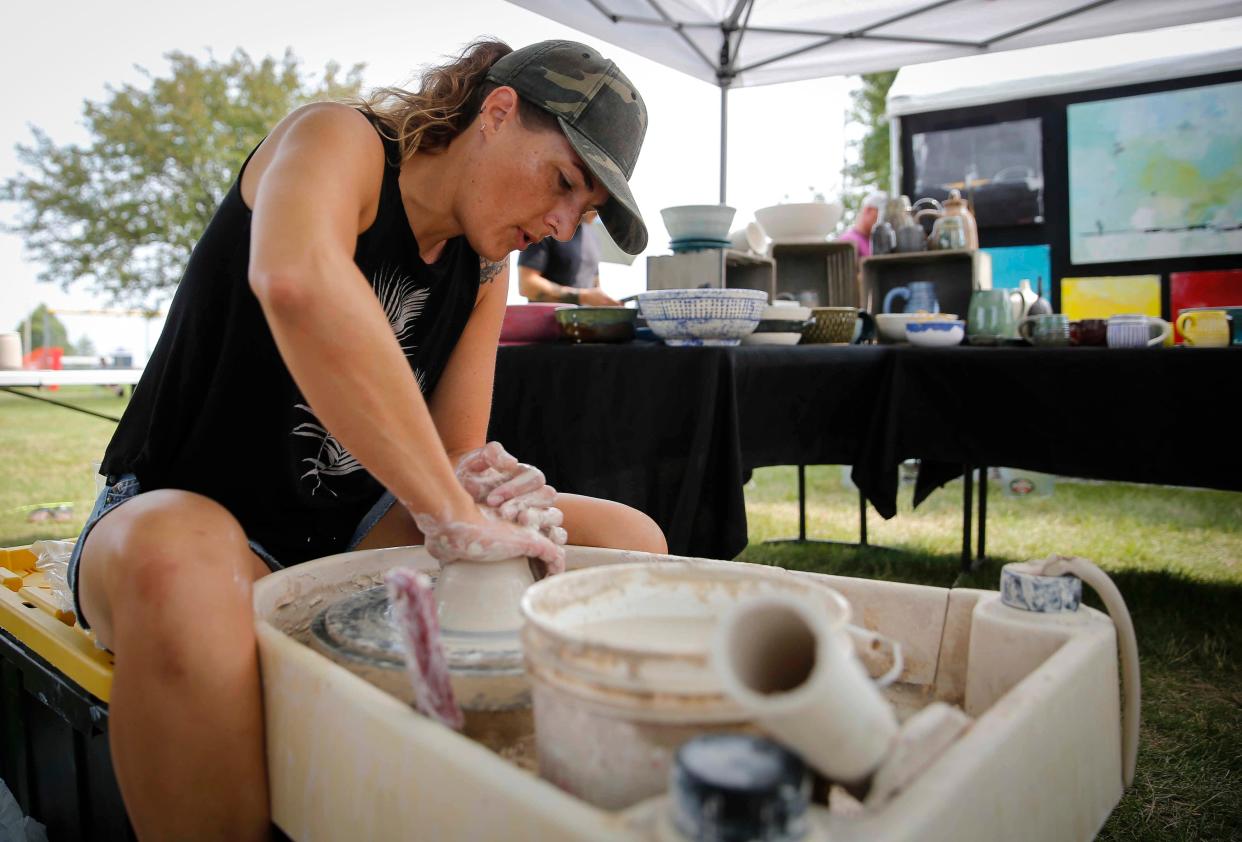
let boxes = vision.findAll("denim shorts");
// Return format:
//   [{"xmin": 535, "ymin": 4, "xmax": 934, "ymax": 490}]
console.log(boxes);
[{"xmin": 66, "ymin": 473, "xmax": 396, "ymax": 631}]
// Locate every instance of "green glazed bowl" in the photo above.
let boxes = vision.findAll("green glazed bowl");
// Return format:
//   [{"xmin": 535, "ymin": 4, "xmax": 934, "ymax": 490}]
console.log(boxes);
[{"xmin": 554, "ymin": 306, "xmax": 638, "ymax": 343}]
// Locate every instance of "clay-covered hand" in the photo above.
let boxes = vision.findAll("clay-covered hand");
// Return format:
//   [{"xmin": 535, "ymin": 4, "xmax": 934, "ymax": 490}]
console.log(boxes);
[
  {"xmin": 412, "ymin": 506, "xmax": 566, "ymax": 575},
  {"xmin": 454, "ymin": 442, "xmax": 568, "ymax": 547}
]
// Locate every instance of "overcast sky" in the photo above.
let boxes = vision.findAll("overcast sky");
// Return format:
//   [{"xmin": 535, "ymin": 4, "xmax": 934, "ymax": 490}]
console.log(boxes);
[{"xmin": 0, "ymin": 0, "xmax": 856, "ymax": 359}]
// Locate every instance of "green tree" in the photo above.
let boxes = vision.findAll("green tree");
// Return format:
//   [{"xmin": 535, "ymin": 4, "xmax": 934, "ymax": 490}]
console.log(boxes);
[
  {"xmin": 73, "ymin": 335, "xmax": 97, "ymax": 356},
  {"xmin": 840, "ymin": 70, "xmax": 898, "ymax": 222},
  {"xmin": 1, "ymin": 49, "xmax": 365, "ymax": 307},
  {"xmin": 15, "ymin": 304, "xmax": 70, "ymax": 350}
]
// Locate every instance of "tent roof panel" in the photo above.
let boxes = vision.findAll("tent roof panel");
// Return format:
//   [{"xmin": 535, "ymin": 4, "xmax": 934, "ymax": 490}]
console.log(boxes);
[
  {"xmin": 887, "ymin": 16, "xmax": 1242, "ymax": 116},
  {"xmin": 507, "ymin": 0, "xmax": 1242, "ymax": 87}
]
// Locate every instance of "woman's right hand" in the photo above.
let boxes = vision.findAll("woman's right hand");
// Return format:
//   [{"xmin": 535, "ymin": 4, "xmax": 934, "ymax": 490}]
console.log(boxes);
[{"xmin": 412, "ymin": 505, "xmax": 566, "ymax": 575}]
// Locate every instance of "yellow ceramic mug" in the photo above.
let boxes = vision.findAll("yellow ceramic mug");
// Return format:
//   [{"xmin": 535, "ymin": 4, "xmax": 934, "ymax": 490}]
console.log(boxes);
[{"xmin": 1176, "ymin": 310, "xmax": 1231, "ymax": 347}]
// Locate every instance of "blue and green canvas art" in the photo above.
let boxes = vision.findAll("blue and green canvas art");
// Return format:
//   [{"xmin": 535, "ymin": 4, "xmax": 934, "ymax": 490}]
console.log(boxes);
[{"xmin": 1068, "ymin": 80, "xmax": 1242, "ymax": 264}]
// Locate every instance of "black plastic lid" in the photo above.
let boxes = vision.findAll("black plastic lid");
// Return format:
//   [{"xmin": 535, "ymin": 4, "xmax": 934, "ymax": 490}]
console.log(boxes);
[{"xmin": 669, "ymin": 734, "xmax": 810, "ymax": 842}]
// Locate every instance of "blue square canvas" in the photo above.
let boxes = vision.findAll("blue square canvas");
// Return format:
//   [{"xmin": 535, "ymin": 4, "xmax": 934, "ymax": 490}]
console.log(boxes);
[{"xmin": 982, "ymin": 245, "xmax": 1051, "ymax": 294}]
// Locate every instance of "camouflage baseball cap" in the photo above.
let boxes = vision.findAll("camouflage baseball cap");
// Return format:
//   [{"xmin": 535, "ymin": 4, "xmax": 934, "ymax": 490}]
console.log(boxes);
[{"xmin": 487, "ymin": 40, "xmax": 648, "ymax": 254}]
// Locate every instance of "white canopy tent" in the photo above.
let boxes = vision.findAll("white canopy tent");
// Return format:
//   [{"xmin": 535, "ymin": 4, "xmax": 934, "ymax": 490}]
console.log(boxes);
[{"xmin": 506, "ymin": 0, "xmax": 1242, "ymax": 201}]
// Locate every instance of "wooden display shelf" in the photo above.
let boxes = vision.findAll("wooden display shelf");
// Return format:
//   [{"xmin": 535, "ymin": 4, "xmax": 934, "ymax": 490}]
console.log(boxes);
[{"xmin": 861, "ymin": 248, "xmax": 992, "ymax": 317}]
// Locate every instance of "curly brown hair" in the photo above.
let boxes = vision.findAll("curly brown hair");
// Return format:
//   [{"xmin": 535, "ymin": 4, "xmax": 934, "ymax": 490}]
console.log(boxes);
[{"xmin": 354, "ymin": 37, "xmax": 560, "ymax": 163}]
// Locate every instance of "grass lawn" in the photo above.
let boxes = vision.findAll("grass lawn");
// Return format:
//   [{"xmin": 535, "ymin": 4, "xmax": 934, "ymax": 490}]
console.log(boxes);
[
  {"xmin": 0, "ymin": 387, "xmax": 128, "ymax": 548},
  {"xmin": 3, "ymin": 390, "xmax": 1240, "ymax": 838}
]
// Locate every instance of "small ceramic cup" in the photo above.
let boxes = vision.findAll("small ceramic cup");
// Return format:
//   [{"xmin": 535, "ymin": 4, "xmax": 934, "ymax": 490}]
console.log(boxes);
[
  {"xmin": 1106, "ymin": 314, "xmax": 1171, "ymax": 348},
  {"xmin": 1018, "ymin": 313, "xmax": 1071, "ymax": 347},
  {"xmin": 1176, "ymin": 309, "xmax": 1231, "ymax": 347},
  {"xmin": 1071, "ymin": 318, "xmax": 1109, "ymax": 347}
]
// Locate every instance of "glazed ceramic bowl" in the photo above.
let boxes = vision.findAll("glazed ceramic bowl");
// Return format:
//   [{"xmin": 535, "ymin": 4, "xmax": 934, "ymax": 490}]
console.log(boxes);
[
  {"xmin": 555, "ymin": 307, "xmax": 637, "ymax": 344},
  {"xmin": 906, "ymin": 319, "xmax": 966, "ymax": 347},
  {"xmin": 754, "ymin": 201, "xmax": 844, "ymax": 242},
  {"xmin": 636, "ymin": 288, "xmax": 767, "ymax": 346},
  {"xmin": 500, "ymin": 303, "xmax": 574, "ymax": 344},
  {"xmin": 876, "ymin": 312, "xmax": 958, "ymax": 344},
  {"xmin": 660, "ymin": 205, "xmax": 737, "ymax": 242}
]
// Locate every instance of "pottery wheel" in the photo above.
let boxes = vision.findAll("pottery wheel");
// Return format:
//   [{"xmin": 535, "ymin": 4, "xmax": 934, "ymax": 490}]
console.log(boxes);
[
  {"xmin": 311, "ymin": 583, "xmax": 524, "ymax": 673},
  {"xmin": 312, "ymin": 585, "xmax": 405, "ymax": 667}
]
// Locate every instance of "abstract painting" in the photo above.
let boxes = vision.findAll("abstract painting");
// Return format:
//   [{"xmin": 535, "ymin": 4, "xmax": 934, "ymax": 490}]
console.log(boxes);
[
  {"xmin": 912, "ymin": 118, "xmax": 1044, "ymax": 228},
  {"xmin": 1068, "ymin": 81, "xmax": 1242, "ymax": 264},
  {"xmin": 1060, "ymin": 275, "xmax": 1161, "ymax": 321}
]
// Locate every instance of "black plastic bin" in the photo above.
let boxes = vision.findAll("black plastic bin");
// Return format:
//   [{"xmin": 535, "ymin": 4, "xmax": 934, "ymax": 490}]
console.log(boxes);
[{"xmin": 0, "ymin": 627, "xmax": 135, "ymax": 841}]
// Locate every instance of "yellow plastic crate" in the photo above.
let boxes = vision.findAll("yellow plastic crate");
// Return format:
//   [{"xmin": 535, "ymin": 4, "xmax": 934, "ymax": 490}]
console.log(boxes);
[{"xmin": 0, "ymin": 544, "xmax": 114, "ymax": 702}]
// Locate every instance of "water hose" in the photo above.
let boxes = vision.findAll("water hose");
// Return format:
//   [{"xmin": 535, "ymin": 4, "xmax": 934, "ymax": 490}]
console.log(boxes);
[{"xmin": 1030, "ymin": 555, "xmax": 1140, "ymax": 789}]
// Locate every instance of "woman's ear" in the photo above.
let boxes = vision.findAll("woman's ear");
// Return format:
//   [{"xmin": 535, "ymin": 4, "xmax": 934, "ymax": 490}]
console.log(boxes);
[{"xmin": 479, "ymin": 85, "xmax": 520, "ymax": 134}]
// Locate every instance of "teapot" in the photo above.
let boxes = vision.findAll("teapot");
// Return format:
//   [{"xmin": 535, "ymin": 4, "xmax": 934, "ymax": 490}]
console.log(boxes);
[
  {"xmin": 916, "ymin": 189, "xmax": 979, "ymax": 250},
  {"xmin": 890, "ymin": 195, "xmax": 927, "ymax": 253}
]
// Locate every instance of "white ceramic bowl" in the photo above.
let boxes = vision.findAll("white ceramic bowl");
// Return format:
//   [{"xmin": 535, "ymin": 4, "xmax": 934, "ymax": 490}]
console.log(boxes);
[
  {"xmin": 741, "ymin": 332, "xmax": 802, "ymax": 346},
  {"xmin": 876, "ymin": 312, "xmax": 958, "ymax": 344},
  {"xmin": 906, "ymin": 319, "xmax": 966, "ymax": 347},
  {"xmin": 661, "ymin": 205, "xmax": 737, "ymax": 242},
  {"xmin": 636, "ymin": 288, "xmax": 767, "ymax": 346},
  {"xmin": 754, "ymin": 201, "xmax": 844, "ymax": 242},
  {"xmin": 761, "ymin": 303, "xmax": 812, "ymax": 321}
]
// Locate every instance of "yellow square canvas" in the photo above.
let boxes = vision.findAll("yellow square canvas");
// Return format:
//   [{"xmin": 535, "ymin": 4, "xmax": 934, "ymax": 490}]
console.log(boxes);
[{"xmin": 1060, "ymin": 275, "xmax": 1161, "ymax": 320}]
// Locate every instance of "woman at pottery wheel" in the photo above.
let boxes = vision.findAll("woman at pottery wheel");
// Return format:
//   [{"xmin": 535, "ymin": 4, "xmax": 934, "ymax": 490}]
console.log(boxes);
[{"xmin": 66, "ymin": 38, "xmax": 665, "ymax": 839}]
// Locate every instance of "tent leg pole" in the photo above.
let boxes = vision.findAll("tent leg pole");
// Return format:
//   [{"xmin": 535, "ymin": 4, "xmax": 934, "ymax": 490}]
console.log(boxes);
[{"xmin": 719, "ymin": 84, "xmax": 728, "ymax": 204}]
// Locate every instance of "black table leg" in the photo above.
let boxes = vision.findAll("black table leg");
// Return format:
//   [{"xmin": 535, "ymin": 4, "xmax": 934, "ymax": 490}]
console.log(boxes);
[
  {"xmin": 977, "ymin": 465, "xmax": 988, "ymax": 562},
  {"xmin": 797, "ymin": 464, "xmax": 807, "ymax": 541},
  {"xmin": 859, "ymin": 489, "xmax": 868, "ymax": 546},
  {"xmin": 961, "ymin": 465, "xmax": 973, "ymax": 572}
]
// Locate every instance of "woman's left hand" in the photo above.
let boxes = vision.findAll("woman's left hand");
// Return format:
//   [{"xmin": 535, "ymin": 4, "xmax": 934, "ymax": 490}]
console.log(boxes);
[{"xmin": 454, "ymin": 442, "xmax": 568, "ymax": 547}]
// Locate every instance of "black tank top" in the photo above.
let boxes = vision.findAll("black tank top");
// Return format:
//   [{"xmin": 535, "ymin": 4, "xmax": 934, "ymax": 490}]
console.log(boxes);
[{"xmin": 101, "ymin": 113, "xmax": 481, "ymax": 565}]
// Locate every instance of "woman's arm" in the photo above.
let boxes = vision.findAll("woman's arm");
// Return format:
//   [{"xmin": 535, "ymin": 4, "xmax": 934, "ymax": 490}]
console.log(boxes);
[
  {"xmin": 429, "ymin": 256, "xmax": 509, "ymax": 462},
  {"xmin": 243, "ymin": 103, "xmax": 477, "ymax": 524}
]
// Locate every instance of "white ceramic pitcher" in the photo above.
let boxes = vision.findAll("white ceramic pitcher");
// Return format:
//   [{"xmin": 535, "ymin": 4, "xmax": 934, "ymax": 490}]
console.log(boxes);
[{"xmin": 711, "ymin": 593, "xmax": 901, "ymax": 785}]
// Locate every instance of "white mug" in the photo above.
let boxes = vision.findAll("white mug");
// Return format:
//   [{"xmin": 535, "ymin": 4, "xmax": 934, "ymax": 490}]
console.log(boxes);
[{"xmin": 1107, "ymin": 314, "xmax": 1170, "ymax": 348}]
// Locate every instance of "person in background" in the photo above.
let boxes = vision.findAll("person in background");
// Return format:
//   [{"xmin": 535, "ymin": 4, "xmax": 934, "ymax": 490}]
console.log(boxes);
[
  {"xmin": 517, "ymin": 223, "xmax": 620, "ymax": 305},
  {"xmin": 836, "ymin": 190, "xmax": 887, "ymax": 258}
]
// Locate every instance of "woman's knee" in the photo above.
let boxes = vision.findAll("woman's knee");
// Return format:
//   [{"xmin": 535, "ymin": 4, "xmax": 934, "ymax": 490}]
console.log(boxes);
[
  {"xmin": 79, "ymin": 490, "xmax": 256, "ymax": 639},
  {"xmin": 557, "ymin": 494, "xmax": 667, "ymax": 555}
]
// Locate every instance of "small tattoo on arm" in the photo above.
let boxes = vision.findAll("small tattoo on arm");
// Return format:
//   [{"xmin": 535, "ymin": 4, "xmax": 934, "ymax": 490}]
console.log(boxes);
[{"xmin": 479, "ymin": 257, "xmax": 507, "ymax": 285}]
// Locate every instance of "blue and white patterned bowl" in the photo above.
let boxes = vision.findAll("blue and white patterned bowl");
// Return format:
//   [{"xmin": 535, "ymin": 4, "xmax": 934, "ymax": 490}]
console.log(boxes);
[
  {"xmin": 906, "ymin": 319, "xmax": 965, "ymax": 347},
  {"xmin": 636, "ymin": 289, "xmax": 768, "ymax": 346}
]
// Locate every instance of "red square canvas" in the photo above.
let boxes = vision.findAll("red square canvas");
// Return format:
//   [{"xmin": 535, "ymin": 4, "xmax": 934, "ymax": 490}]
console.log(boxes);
[{"xmin": 1170, "ymin": 270, "xmax": 1242, "ymax": 342}]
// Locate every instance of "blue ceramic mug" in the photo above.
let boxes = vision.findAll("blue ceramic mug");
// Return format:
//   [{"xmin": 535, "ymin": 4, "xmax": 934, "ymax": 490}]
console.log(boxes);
[{"xmin": 883, "ymin": 281, "xmax": 939, "ymax": 314}]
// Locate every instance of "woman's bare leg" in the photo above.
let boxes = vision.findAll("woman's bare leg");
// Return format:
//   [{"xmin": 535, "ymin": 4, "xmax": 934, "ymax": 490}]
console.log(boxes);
[
  {"xmin": 77, "ymin": 490, "xmax": 272, "ymax": 842},
  {"xmin": 355, "ymin": 492, "xmax": 667, "ymax": 555}
]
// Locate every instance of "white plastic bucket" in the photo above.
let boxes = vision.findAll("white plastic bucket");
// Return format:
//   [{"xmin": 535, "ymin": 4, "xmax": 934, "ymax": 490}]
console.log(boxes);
[{"xmin": 519, "ymin": 559, "xmax": 851, "ymax": 809}]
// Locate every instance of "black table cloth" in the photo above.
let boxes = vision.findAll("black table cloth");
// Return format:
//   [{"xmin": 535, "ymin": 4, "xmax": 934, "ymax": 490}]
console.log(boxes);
[
  {"xmin": 489, "ymin": 343, "xmax": 1242, "ymax": 559},
  {"xmin": 867, "ymin": 346, "xmax": 1242, "ymax": 515}
]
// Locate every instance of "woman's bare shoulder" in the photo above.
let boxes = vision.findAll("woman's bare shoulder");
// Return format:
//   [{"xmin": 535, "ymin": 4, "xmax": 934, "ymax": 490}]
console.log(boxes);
[{"xmin": 240, "ymin": 102, "xmax": 384, "ymax": 210}]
